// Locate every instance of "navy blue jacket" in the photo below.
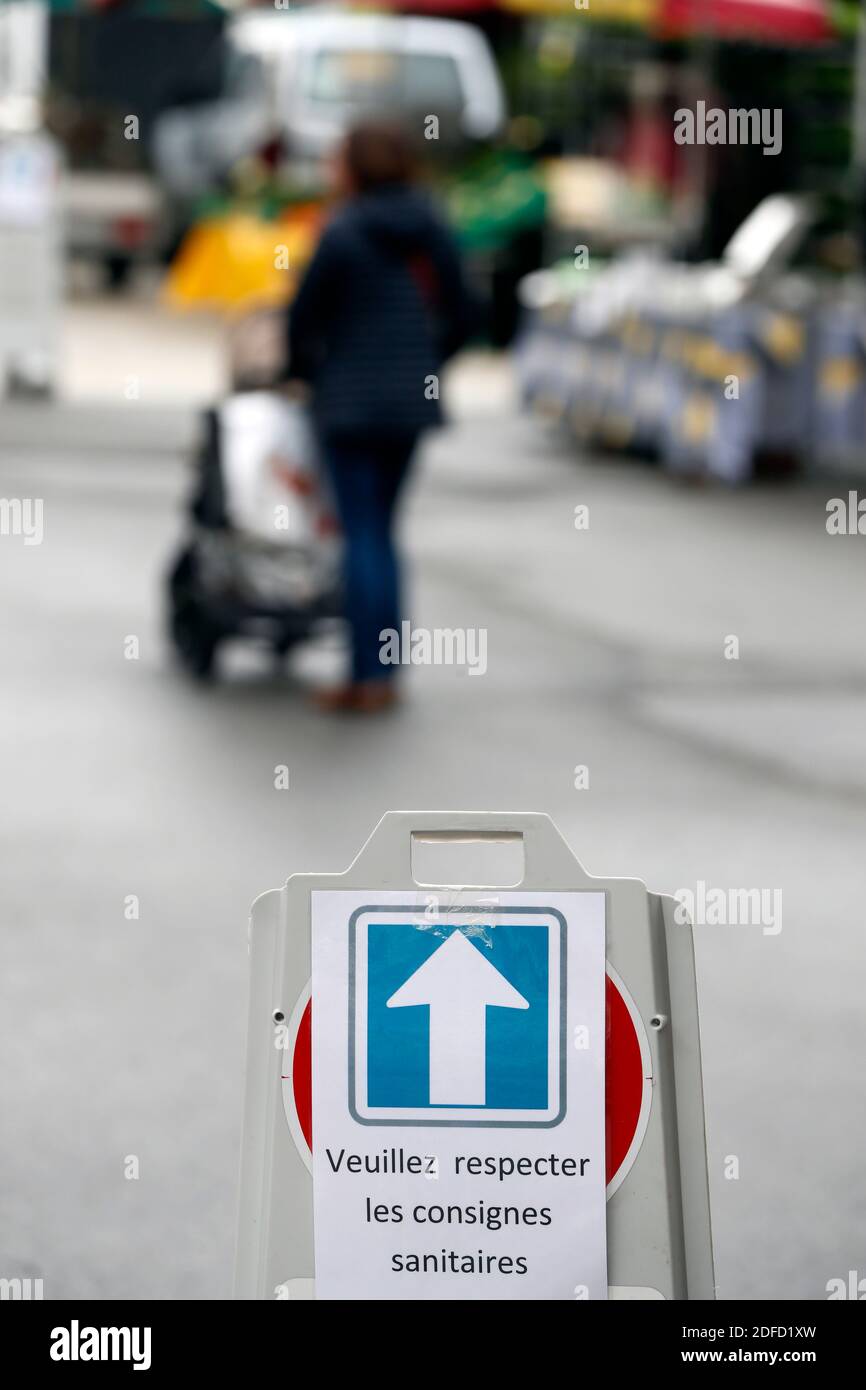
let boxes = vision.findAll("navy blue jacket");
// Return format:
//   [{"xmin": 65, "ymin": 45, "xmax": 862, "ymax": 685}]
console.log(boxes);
[{"xmin": 287, "ymin": 187, "xmax": 476, "ymax": 439}]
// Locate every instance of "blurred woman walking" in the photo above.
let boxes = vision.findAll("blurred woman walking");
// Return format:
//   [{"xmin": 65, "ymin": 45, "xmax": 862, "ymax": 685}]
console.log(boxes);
[{"xmin": 287, "ymin": 121, "xmax": 475, "ymax": 712}]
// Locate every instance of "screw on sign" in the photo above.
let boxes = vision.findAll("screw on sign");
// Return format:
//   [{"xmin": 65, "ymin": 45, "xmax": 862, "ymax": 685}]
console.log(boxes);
[{"xmin": 284, "ymin": 965, "xmax": 651, "ymax": 1195}]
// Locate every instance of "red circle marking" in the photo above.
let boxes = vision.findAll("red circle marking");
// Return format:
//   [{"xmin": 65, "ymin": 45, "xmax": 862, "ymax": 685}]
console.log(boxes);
[
  {"xmin": 293, "ymin": 1000, "xmax": 313, "ymax": 1152},
  {"xmin": 291, "ymin": 976, "xmax": 648, "ymax": 1189},
  {"xmin": 604, "ymin": 974, "xmax": 645, "ymax": 1186}
]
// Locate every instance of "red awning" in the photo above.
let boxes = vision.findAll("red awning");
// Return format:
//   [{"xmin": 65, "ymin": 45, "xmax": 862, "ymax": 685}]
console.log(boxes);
[{"xmin": 660, "ymin": 0, "xmax": 832, "ymax": 44}]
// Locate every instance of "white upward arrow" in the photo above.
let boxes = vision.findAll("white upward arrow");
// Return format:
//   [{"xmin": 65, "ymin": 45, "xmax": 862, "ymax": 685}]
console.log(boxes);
[{"xmin": 386, "ymin": 931, "xmax": 529, "ymax": 1107}]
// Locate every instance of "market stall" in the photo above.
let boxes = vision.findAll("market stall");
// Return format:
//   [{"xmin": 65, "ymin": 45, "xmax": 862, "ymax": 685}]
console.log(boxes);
[{"xmin": 515, "ymin": 195, "xmax": 833, "ymax": 482}]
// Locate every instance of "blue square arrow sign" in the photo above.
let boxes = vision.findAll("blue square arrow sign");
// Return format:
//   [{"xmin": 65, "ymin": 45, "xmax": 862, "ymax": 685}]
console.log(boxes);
[{"xmin": 349, "ymin": 907, "xmax": 566, "ymax": 1127}]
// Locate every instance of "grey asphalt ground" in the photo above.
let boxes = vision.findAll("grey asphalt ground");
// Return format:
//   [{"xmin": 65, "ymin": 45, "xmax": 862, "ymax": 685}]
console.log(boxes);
[{"xmin": 1, "ymin": 336, "xmax": 865, "ymax": 1300}]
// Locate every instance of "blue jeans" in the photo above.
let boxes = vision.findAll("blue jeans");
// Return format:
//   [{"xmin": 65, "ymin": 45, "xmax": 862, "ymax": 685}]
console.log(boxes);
[{"xmin": 321, "ymin": 433, "xmax": 418, "ymax": 683}]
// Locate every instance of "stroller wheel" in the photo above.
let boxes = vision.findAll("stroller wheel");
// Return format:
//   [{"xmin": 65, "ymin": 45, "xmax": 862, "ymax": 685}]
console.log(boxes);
[
  {"xmin": 171, "ymin": 604, "xmax": 220, "ymax": 679},
  {"xmin": 167, "ymin": 547, "xmax": 221, "ymax": 680}
]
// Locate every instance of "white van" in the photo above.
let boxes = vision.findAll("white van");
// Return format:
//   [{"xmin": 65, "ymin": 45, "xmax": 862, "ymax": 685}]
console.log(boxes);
[
  {"xmin": 235, "ymin": 8, "xmax": 505, "ymax": 153},
  {"xmin": 154, "ymin": 8, "xmax": 506, "ymax": 199}
]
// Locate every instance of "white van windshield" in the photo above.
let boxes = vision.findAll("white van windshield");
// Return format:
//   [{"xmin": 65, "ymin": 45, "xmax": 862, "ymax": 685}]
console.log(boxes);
[{"xmin": 305, "ymin": 49, "xmax": 464, "ymax": 111}]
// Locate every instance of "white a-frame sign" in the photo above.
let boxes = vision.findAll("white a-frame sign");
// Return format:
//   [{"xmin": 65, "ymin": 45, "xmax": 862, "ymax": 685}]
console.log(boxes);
[{"xmin": 235, "ymin": 812, "xmax": 714, "ymax": 1301}]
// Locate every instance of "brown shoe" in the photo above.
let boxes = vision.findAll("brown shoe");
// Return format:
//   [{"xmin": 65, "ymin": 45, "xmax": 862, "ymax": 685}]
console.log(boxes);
[
  {"xmin": 311, "ymin": 684, "xmax": 360, "ymax": 713},
  {"xmin": 352, "ymin": 681, "xmax": 400, "ymax": 714},
  {"xmin": 312, "ymin": 682, "xmax": 399, "ymax": 714}
]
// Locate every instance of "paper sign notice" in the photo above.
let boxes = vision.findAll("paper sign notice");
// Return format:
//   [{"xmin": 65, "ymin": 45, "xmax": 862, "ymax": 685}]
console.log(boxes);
[{"xmin": 311, "ymin": 890, "xmax": 607, "ymax": 1300}]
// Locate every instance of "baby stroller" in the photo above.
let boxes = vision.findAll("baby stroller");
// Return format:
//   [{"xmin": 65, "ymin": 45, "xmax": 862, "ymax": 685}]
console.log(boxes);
[{"xmin": 166, "ymin": 389, "xmax": 342, "ymax": 679}]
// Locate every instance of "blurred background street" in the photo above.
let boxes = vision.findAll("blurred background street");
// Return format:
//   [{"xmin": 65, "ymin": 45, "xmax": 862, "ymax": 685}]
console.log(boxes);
[
  {"xmin": 2, "ymin": 298, "xmax": 865, "ymax": 1298},
  {"xmin": 1, "ymin": 0, "xmax": 866, "ymax": 1301}
]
